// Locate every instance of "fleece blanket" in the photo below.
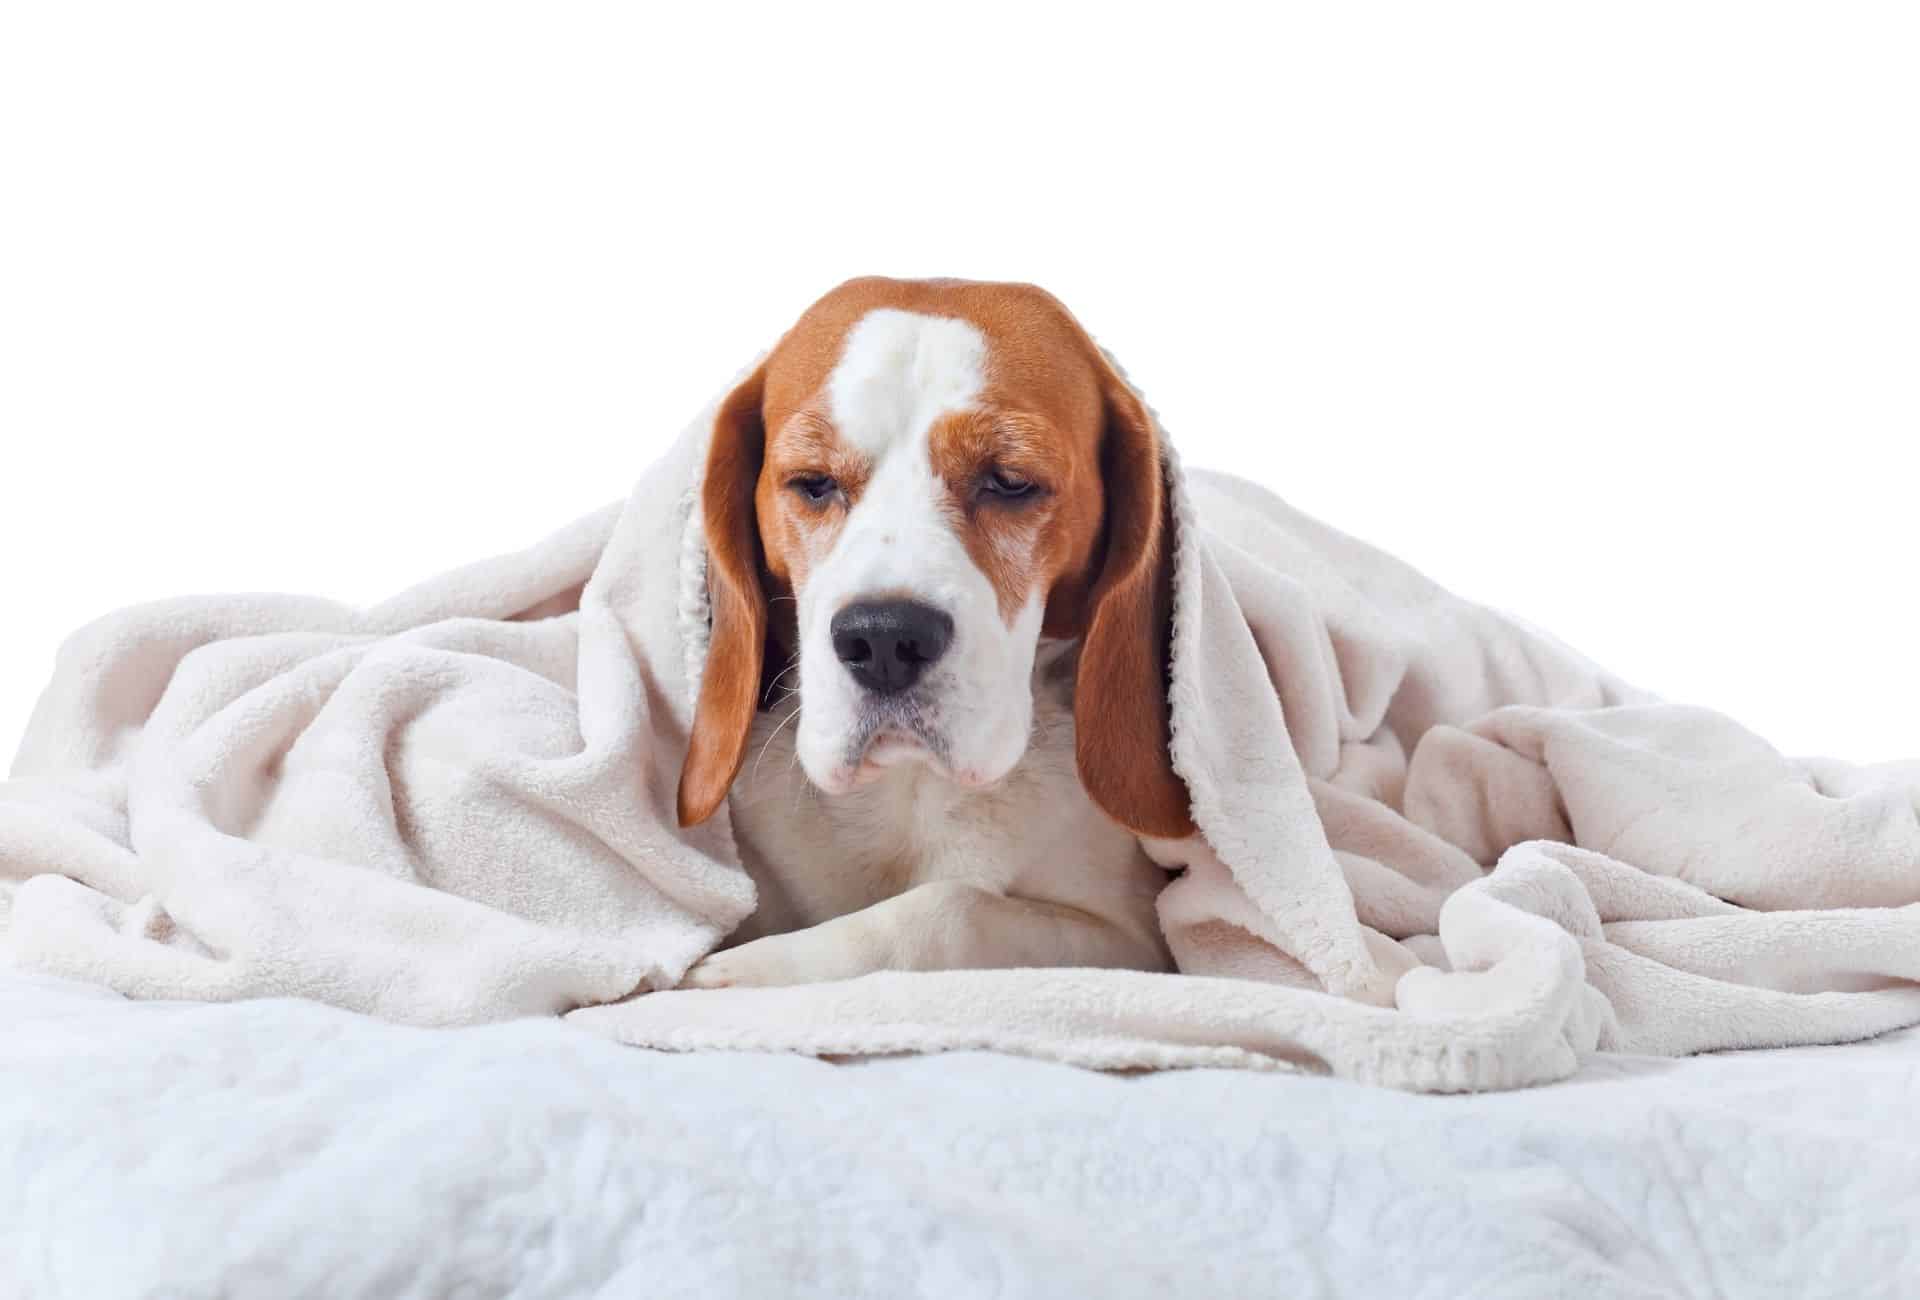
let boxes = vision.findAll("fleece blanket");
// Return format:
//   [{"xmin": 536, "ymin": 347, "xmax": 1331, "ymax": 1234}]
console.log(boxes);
[{"xmin": 4, "ymin": 379, "xmax": 1917, "ymax": 1091}]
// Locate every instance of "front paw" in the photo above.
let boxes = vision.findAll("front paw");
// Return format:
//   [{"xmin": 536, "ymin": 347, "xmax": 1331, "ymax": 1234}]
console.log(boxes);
[
  {"xmin": 677, "ymin": 937, "xmax": 796, "ymax": 990},
  {"xmin": 676, "ymin": 949, "xmax": 744, "ymax": 989},
  {"xmin": 676, "ymin": 930, "xmax": 855, "ymax": 989}
]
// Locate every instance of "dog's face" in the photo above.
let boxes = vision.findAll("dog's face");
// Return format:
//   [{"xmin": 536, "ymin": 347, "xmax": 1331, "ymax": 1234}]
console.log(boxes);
[
  {"xmin": 678, "ymin": 278, "xmax": 1193, "ymax": 840},
  {"xmin": 761, "ymin": 296, "xmax": 1108, "ymax": 796}
]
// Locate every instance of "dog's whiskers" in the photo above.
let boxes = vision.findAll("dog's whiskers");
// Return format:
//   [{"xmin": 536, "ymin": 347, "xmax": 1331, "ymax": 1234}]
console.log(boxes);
[
  {"xmin": 751, "ymin": 697, "xmax": 804, "ymax": 785},
  {"xmin": 786, "ymin": 748, "xmax": 811, "ymax": 816}
]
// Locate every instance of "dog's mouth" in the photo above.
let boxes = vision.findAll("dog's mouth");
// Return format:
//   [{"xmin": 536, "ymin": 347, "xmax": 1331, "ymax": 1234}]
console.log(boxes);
[
  {"xmin": 863, "ymin": 729, "xmax": 934, "ymax": 769},
  {"xmin": 819, "ymin": 703, "xmax": 971, "ymax": 792}
]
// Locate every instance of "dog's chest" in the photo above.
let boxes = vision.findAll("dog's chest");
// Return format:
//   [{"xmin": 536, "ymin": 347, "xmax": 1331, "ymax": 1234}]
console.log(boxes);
[{"xmin": 723, "ymin": 693, "xmax": 1151, "ymax": 943}]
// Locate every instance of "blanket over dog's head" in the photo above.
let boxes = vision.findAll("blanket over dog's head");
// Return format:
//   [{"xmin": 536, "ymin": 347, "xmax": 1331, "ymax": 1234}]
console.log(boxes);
[{"xmin": 8, "ymin": 276, "xmax": 1917, "ymax": 1092}]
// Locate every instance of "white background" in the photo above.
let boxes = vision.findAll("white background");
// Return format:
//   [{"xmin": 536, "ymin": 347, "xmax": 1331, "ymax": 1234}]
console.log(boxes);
[{"xmin": 2, "ymin": 3, "xmax": 1914, "ymax": 762}]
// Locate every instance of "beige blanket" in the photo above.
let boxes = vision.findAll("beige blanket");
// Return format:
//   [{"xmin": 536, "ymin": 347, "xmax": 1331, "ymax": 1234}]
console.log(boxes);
[{"xmin": 6, "ymin": 382, "xmax": 1917, "ymax": 1090}]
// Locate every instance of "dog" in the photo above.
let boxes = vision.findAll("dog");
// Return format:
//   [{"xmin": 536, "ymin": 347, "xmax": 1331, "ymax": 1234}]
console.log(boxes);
[{"xmin": 675, "ymin": 277, "xmax": 1196, "ymax": 989}]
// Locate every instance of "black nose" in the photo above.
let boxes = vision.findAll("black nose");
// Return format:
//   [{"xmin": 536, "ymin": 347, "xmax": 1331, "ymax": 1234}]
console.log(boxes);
[{"xmin": 830, "ymin": 599, "xmax": 954, "ymax": 694}]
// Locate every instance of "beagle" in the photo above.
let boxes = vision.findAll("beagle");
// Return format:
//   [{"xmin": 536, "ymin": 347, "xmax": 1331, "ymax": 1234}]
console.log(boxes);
[{"xmin": 676, "ymin": 277, "xmax": 1195, "ymax": 989}]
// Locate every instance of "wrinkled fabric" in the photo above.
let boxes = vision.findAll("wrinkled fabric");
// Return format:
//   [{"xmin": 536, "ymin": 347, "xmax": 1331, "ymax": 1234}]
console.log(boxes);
[{"xmin": 6, "ymin": 378, "xmax": 1918, "ymax": 1091}]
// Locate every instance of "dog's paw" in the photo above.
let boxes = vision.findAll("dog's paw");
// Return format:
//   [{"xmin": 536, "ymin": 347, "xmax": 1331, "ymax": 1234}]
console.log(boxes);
[
  {"xmin": 676, "ymin": 950, "xmax": 741, "ymax": 989},
  {"xmin": 676, "ymin": 931, "xmax": 851, "ymax": 989},
  {"xmin": 677, "ymin": 938, "xmax": 794, "ymax": 990}
]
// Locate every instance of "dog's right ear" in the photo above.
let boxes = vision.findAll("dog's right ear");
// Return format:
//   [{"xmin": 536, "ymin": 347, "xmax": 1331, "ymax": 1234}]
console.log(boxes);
[{"xmin": 677, "ymin": 364, "xmax": 770, "ymax": 828}]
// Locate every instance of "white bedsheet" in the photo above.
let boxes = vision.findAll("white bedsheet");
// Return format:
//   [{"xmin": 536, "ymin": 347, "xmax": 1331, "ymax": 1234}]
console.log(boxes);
[{"xmin": 3, "ymin": 972, "xmax": 1915, "ymax": 1299}]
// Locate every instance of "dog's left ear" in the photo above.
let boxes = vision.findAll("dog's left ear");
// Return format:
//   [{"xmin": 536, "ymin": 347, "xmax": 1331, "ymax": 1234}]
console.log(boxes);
[
  {"xmin": 677, "ymin": 365, "xmax": 770, "ymax": 829},
  {"xmin": 1073, "ymin": 370, "xmax": 1197, "ymax": 840}
]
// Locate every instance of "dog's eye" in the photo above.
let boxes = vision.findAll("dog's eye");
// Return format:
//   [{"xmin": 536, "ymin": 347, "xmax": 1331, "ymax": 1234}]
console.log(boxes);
[
  {"xmin": 790, "ymin": 473, "xmax": 838, "ymax": 505},
  {"xmin": 982, "ymin": 468, "xmax": 1036, "ymax": 500}
]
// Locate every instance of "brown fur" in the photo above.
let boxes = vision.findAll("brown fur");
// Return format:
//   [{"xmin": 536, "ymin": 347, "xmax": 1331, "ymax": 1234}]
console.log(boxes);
[{"xmin": 675, "ymin": 365, "xmax": 771, "ymax": 828}]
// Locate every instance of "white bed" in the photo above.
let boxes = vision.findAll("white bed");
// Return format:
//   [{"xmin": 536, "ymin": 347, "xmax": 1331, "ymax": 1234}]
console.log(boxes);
[{"xmin": 4, "ymin": 969, "xmax": 1914, "ymax": 1299}]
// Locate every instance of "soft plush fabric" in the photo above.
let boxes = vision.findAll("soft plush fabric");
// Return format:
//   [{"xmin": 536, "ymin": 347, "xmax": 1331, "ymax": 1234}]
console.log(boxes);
[
  {"xmin": 5, "ymin": 968, "xmax": 1918, "ymax": 1299},
  {"xmin": 4, "ymin": 379, "xmax": 1917, "ymax": 1091}
]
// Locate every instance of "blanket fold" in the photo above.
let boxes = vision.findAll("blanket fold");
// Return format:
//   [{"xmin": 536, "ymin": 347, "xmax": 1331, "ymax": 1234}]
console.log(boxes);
[{"xmin": 5, "ymin": 380, "xmax": 1916, "ymax": 1090}]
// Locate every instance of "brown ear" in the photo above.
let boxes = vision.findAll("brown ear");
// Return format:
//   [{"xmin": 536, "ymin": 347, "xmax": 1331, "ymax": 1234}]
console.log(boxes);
[
  {"xmin": 1073, "ymin": 373, "xmax": 1196, "ymax": 840},
  {"xmin": 677, "ymin": 365, "xmax": 770, "ymax": 828}
]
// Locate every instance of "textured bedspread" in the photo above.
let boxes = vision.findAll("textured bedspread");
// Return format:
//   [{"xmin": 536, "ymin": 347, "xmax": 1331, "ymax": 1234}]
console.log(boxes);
[{"xmin": 3, "ymin": 969, "xmax": 1915, "ymax": 1299}]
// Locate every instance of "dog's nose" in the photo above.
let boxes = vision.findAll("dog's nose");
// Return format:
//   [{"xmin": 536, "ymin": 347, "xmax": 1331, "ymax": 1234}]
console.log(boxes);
[{"xmin": 830, "ymin": 599, "xmax": 954, "ymax": 694}]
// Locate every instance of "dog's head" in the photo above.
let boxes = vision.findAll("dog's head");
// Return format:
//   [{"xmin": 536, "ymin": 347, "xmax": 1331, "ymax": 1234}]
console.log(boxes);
[{"xmin": 676, "ymin": 277, "xmax": 1193, "ymax": 840}]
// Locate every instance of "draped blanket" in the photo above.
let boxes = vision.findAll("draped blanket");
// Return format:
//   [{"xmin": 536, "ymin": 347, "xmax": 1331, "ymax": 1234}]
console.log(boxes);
[{"xmin": 6, "ymin": 385, "xmax": 1917, "ymax": 1090}]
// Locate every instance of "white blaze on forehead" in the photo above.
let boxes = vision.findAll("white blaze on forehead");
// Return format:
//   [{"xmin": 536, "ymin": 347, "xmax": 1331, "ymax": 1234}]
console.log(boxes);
[{"xmin": 826, "ymin": 309, "xmax": 988, "ymax": 455}]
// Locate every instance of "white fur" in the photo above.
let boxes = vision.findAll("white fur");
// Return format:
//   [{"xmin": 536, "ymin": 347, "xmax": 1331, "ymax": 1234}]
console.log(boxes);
[
  {"xmin": 825, "ymin": 309, "xmax": 988, "ymax": 457},
  {"xmin": 713, "ymin": 645, "xmax": 1168, "ymax": 982}
]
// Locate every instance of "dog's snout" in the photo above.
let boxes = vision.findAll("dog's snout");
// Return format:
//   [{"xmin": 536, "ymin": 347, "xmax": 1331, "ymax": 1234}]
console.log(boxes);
[{"xmin": 830, "ymin": 599, "xmax": 954, "ymax": 694}]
